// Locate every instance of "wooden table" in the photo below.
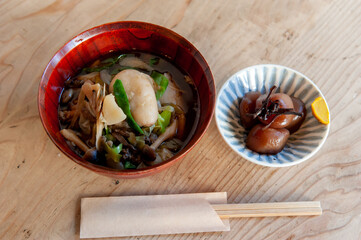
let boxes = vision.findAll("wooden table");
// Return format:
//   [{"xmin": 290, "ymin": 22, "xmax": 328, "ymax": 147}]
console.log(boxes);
[{"xmin": 1, "ymin": 0, "xmax": 361, "ymax": 239}]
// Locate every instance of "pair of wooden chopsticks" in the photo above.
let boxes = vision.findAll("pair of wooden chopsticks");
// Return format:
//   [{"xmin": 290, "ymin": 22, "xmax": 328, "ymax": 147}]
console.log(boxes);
[{"xmin": 212, "ymin": 201, "xmax": 322, "ymax": 218}]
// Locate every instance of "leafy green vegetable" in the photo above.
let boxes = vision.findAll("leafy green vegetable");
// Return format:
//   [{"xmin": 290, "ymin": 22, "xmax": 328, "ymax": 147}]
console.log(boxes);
[
  {"xmin": 142, "ymin": 125, "xmax": 155, "ymax": 137},
  {"xmin": 135, "ymin": 136, "xmax": 145, "ymax": 149},
  {"xmin": 151, "ymin": 71, "xmax": 169, "ymax": 100},
  {"xmin": 113, "ymin": 79, "xmax": 144, "ymax": 134},
  {"xmin": 156, "ymin": 110, "xmax": 172, "ymax": 133},
  {"xmin": 83, "ymin": 54, "xmax": 126, "ymax": 73},
  {"xmin": 161, "ymin": 105, "xmax": 174, "ymax": 113},
  {"xmin": 104, "ymin": 127, "xmax": 115, "ymax": 141},
  {"xmin": 101, "ymin": 54, "xmax": 125, "ymax": 64},
  {"xmin": 127, "ymin": 132, "xmax": 136, "ymax": 145},
  {"xmin": 104, "ymin": 54, "xmax": 126, "ymax": 65},
  {"xmin": 103, "ymin": 141, "xmax": 123, "ymax": 163},
  {"xmin": 149, "ymin": 57, "xmax": 160, "ymax": 66},
  {"xmin": 124, "ymin": 161, "xmax": 137, "ymax": 169},
  {"xmin": 112, "ymin": 144, "xmax": 122, "ymax": 154},
  {"xmin": 135, "ymin": 136, "xmax": 145, "ymax": 142}
]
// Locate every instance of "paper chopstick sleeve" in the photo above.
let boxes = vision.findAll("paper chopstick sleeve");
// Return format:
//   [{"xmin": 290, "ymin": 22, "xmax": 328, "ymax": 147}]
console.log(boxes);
[{"xmin": 80, "ymin": 193, "xmax": 230, "ymax": 238}]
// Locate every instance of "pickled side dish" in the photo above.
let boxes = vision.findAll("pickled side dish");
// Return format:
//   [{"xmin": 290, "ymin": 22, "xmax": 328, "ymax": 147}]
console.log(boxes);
[
  {"xmin": 239, "ymin": 86, "xmax": 306, "ymax": 154},
  {"xmin": 58, "ymin": 52, "xmax": 199, "ymax": 169}
]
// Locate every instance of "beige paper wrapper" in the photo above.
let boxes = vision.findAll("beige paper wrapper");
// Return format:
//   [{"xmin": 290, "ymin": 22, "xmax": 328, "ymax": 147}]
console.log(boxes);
[{"xmin": 80, "ymin": 192, "xmax": 230, "ymax": 238}]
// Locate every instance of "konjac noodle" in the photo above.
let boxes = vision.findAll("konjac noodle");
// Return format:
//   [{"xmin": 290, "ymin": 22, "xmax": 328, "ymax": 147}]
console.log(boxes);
[{"xmin": 58, "ymin": 52, "xmax": 199, "ymax": 170}]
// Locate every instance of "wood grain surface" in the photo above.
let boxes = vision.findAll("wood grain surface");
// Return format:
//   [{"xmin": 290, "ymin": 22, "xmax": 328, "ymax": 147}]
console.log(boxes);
[{"xmin": 1, "ymin": 0, "xmax": 361, "ymax": 239}]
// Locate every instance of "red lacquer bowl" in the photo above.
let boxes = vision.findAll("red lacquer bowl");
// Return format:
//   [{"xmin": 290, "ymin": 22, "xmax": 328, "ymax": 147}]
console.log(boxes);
[{"xmin": 38, "ymin": 21, "xmax": 215, "ymax": 178}]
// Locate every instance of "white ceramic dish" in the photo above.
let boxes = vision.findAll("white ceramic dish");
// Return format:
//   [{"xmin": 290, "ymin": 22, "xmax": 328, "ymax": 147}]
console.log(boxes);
[{"xmin": 215, "ymin": 64, "xmax": 330, "ymax": 167}]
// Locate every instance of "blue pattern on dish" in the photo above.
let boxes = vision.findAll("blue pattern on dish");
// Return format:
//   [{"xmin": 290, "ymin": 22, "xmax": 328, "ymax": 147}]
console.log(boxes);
[{"xmin": 215, "ymin": 64, "xmax": 330, "ymax": 167}]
